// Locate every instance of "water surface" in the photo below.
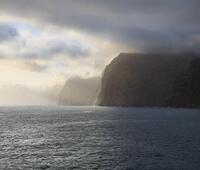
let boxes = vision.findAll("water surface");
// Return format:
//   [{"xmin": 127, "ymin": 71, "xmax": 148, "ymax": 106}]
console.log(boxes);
[{"xmin": 0, "ymin": 106, "xmax": 200, "ymax": 170}]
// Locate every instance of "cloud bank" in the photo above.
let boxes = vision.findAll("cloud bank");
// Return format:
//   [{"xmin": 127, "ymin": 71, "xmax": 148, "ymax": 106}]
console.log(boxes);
[
  {"xmin": 0, "ymin": 23, "xmax": 90, "ymax": 59},
  {"xmin": 0, "ymin": 0, "xmax": 199, "ymax": 53}
]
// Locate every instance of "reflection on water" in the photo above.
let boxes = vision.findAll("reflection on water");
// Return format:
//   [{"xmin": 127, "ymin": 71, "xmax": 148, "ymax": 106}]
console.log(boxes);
[{"xmin": 0, "ymin": 106, "xmax": 200, "ymax": 170}]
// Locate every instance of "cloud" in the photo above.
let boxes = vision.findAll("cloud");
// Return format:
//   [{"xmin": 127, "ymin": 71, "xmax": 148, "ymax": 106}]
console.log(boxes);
[
  {"xmin": 0, "ymin": 22, "xmax": 91, "ymax": 59},
  {"xmin": 0, "ymin": 0, "xmax": 199, "ymax": 53},
  {"xmin": 19, "ymin": 39, "xmax": 90, "ymax": 59},
  {"xmin": 37, "ymin": 39, "xmax": 90, "ymax": 58},
  {"xmin": 0, "ymin": 23, "xmax": 18, "ymax": 42},
  {"xmin": 22, "ymin": 60, "xmax": 48, "ymax": 72}
]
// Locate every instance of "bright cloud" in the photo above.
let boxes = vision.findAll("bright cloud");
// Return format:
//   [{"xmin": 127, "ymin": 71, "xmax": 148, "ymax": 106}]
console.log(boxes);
[
  {"xmin": 0, "ymin": 19, "xmax": 127, "ymax": 89},
  {"xmin": 0, "ymin": 22, "xmax": 91, "ymax": 59}
]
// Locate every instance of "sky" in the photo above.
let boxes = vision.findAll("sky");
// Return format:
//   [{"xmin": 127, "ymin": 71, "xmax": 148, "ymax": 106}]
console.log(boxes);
[{"xmin": 0, "ymin": 0, "xmax": 199, "ymax": 105}]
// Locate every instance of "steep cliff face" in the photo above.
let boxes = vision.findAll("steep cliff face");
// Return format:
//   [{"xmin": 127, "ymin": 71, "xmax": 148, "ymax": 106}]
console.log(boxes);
[
  {"xmin": 59, "ymin": 76, "xmax": 100, "ymax": 105},
  {"xmin": 97, "ymin": 53, "xmax": 200, "ymax": 108}
]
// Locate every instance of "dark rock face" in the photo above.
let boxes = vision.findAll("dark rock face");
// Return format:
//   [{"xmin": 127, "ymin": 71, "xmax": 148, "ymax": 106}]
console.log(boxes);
[
  {"xmin": 59, "ymin": 76, "xmax": 100, "ymax": 105},
  {"xmin": 168, "ymin": 58, "xmax": 200, "ymax": 108},
  {"xmin": 97, "ymin": 53, "xmax": 200, "ymax": 108}
]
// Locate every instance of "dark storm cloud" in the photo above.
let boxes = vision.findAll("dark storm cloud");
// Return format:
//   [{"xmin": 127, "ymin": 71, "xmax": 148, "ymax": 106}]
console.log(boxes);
[
  {"xmin": 0, "ymin": 0, "xmax": 199, "ymax": 53},
  {"xmin": 0, "ymin": 23, "xmax": 18, "ymax": 42}
]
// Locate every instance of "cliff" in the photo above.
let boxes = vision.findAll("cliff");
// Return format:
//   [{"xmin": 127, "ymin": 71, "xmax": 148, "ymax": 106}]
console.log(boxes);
[
  {"xmin": 59, "ymin": 76, "xmax": 100, "ymax": 105},
  {"xmin": 97, "ymin": 53, "xmax": 200, "ymax": 108}
]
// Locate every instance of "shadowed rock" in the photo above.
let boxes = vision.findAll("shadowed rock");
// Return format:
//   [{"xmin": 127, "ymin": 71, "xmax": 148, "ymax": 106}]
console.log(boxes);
[{"xmin": 97, "ymin": 53, "xmax": 200, "ymax": 108}]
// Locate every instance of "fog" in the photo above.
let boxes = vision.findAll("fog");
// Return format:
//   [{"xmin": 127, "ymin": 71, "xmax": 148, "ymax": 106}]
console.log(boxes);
[
  {"xmin": 0, "ymin": 76, "xmax": 101, "ymax": 106},
  {"xmin": 0, "ymin": 84, "xmax": 62, "ymax": 106},
  {"xmin": 59, "ymin": 76, "xmax": 101, "ymax": 105}
]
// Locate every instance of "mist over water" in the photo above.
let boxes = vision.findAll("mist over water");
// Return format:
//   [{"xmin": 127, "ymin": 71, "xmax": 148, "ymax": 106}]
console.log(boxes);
[
  {"xmin": 0, "ymin": 85, "xmax": 61, "ymax": 106},
  {"xmin": 0, "ymin": 75, "xmax": 102, "ymax": 106},
  {"xmin": 59, "ymin": 76, "xmax": 101, "ymax": 105}
]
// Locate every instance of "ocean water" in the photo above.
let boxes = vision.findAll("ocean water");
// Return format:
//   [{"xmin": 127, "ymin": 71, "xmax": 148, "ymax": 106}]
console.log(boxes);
[{"xmin": 0, "ymin": 106, "xmax": 200, "ymax": 170}]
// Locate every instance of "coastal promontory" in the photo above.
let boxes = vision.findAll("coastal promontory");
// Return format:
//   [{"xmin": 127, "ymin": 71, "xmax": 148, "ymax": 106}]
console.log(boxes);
[{"xmin": 97, "ymin": 53, "xmax": 200, "ymax": 108}]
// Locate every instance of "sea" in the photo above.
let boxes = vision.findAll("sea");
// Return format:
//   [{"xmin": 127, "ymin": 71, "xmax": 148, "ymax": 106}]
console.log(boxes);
[{"xmin": 0, "ymin": 106, "xmax": 200, "ymax": 170}]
